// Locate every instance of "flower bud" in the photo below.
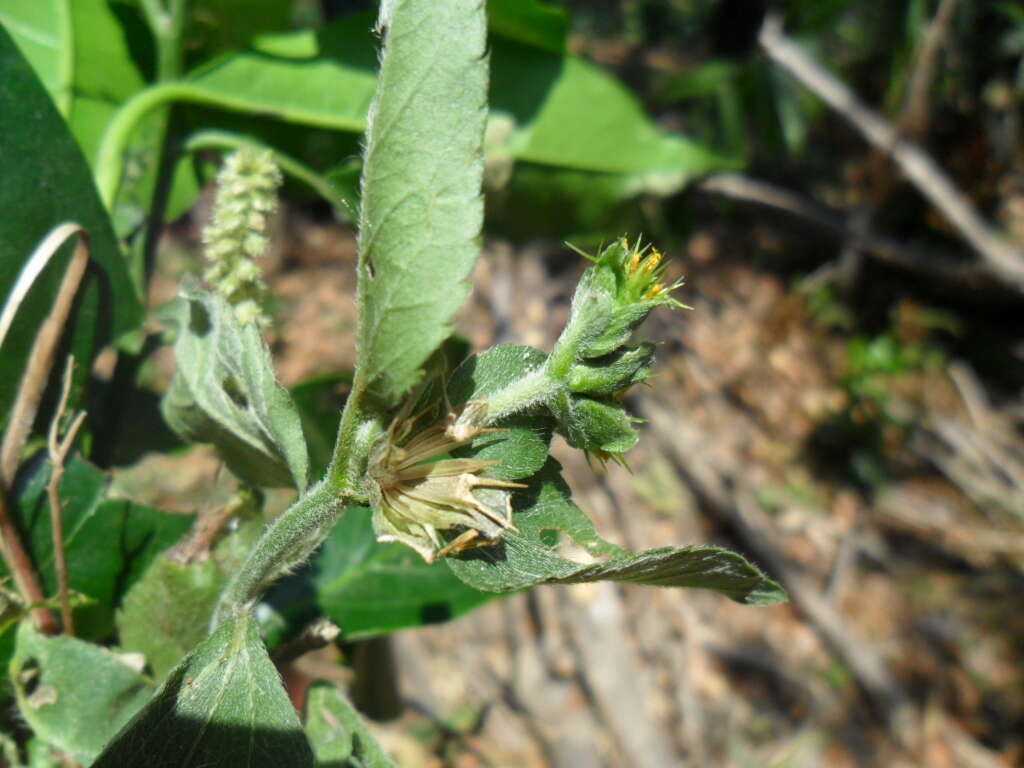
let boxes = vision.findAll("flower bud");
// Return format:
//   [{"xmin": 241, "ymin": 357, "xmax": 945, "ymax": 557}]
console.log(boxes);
[
  {"xmin": 566, "ymin": 238, "xmax": 684, "ymax": 360},
  {"xmin": 567, "ymin": 342, "xmax": 656, "ymax": 397}
]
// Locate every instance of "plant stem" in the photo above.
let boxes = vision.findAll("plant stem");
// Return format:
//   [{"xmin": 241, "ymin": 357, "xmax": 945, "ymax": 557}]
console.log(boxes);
[
  {"xmin": 211, "ymin": 390, "xmax": 379, "ymax": 630},
  {"xmin": 96, "ymin": 82, "xmax": 365, "ymax": 210},
  {"xmin": 210, "ymin": 480, "xmax": 347, "ymax": 630},
  {"xmin": 139, "ymin": 0, "xmax": 187, "ymax": 81},
  {"xmin": 483, "ymin": 367, "xmax": 554, "ymax": 422}
]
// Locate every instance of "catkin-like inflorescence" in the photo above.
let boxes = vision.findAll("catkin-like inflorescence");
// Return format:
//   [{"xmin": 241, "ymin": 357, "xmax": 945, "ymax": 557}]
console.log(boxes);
[{"xmin": 201, "ymin": 148, "xmax": 283, "ymax": 326}]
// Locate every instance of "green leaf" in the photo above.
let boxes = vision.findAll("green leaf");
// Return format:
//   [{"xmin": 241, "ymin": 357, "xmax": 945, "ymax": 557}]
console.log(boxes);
[
  {"xmin": 92, "ymin": 613, "xmax": 314, "ymax": 768},
  {"xmin": 448, "ymin": 344, "xmax": 554, "ymax": 480},
  {"xmin": 447, "ymin": 460, "xmax": 788, "ymax": 605},
  {"xmin": 353, "ymin": 0, "xmax": 489, "ymax": 405},
  {"xmin": 187, "ymin": 0, "xmax": 293, "ymax": 63},
  {"xmin": 490, "ymin": 37, "xmax": 734, "ymax": 179},
  {"xmin": 1, "ymin": 456, "xmax": 194, "ymax": 642},
  {"xmin": 289, "ymin": 373, "xmax": 351, "ymax": 477},
  {"xmin": 305, "ymin": 682, "xmax": 397, "ymax": 768},
  {"xmin": 116, "ymin": 519, "xmax": 264, "ymax": 682},
  {"xmin": 160, "ymin": 283, "xmax": 310, "ymax": 490},
  {"xmin": 263, "ymin": 509, "xmax": 494, "ymax": 642},
  {"xmin": 0, "ymin": 27, "xmax": 143, "ymax": 422},
  {"xmin": 487, "ymin": 0, "xmax": 568, "ymax": 52},
  {"xmin": 0, "ymin": 0, "xmax": 146, "ymax": 163},
  {"xmin": 10, "ymin": 621, "xmax": 154, "ymax": 766}
]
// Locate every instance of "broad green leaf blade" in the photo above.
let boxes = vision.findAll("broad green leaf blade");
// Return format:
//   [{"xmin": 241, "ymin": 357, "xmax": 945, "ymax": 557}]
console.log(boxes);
[
  {"xmin": 263, "ymin": 509, "xmax": 494, "ymax": 642},
  {"xmin": 490, "ymin": 37, "xmax": 736, "ymax": 180},
  {"xmin": 92, "ymin": 613, "xmax": 314, "ymax": 768},
  {"xmin": 305, "ymin": 682, "xmax": 397, "ymax": 768},
  {"xmin": 447, "ymin": 460, "xmax": 787, "ymax": 605},
  {"xmin": 10, "ymin": 621, "xmax": 154, "ymax": 766},
  {"xmin": 160, "ymin": 283, "xmax": 310, "ymax": 490},
  {"xmin": 116, "ymin": 519, "xmax": 264, "ymax": 682},
  {"xmin": 1, "ymin": 456, "xmax": 194, "ymax": 642},
  {"xmin": 0, "ymin": 0, "xmax": 145, "ymax": 162},
  {"xmin": 353, "ymin": 0, "xmax": 489, "ymax": 405},
  {"xmin": 0, "ymin": 28, "xmax": 143, "ymax": 421},
  {"xmin": 447, "ymin": 344, "xmax": 554, "ymax": 480}
]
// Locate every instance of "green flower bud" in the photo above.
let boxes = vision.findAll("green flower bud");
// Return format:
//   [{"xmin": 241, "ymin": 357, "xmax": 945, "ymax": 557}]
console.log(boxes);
[
  {"xmin": 567, "ymin": 342, "xmax": 656, "ymax": 397},
  {"xmin": 565, "ymin": 238, "xmax": 684, "ymax": 359},
  {"xmin": 549, "ymin": 391, "xmax": 640, "ymax": 458},
  {"xmin": 201, "ymin": 147, "xmax": 282, "ymax": 328}
]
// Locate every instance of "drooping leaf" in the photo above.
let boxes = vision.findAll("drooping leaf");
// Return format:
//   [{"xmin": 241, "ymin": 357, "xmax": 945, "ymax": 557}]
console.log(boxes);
[
  {"xmin": 1, "ymin": 456, "xmax": 194, "ymax": 642},
  {"xmin": 263, "ymin": 509, "xmax": 494, "ymax": 643},
  {"xmin": 10, "ymin": 621, "xmax": 154, "ymax": 766},
  {"xmin": 447, "ymin": 460, "xmax": 788, "ymax": 605},
  {"xmin": 305, "ymin": 682, "xmax": 397, "ymax": 768},
  {"xmin": 0, "ymin": 28, "xmax": 143, "ymax": 421},
  {"xmin": 116, "ymin": 519, "xmax": 264, "ymax": 682},
  {"xmin": 353, "ymin": 0, "xmax": 489, "ymax": 405},
  {"xmin": 160, "ymin": 282, "xmax": 310, "ymax": 490},
  {"xmin": 92, "ymin": 612, "xmax": 314, "ymax": 768}
]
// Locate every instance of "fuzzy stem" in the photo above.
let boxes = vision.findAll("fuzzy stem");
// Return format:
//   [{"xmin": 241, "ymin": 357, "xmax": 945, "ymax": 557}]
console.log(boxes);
[{"xmin": 210, "ymin": 480, "xmax": 346, "ymax": 630}]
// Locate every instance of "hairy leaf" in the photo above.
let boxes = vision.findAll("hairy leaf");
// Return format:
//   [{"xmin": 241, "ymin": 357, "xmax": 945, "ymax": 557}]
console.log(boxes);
[
  {"xmin": 116, "ymin": 519, "xmax": 264, "ymax": 682},
  {"xmin": 353, "ymin": 0, "xmax": 489, "ymax": 405},
  {"xmin": 0, "ymin": 28, "xmax": 142, "ymax": 421},
  {"xmin": 160, "ymin": 283, "xmax": 309, "ymax": 490},
  {"xmin": 448, "ymin": 344, "xmax": 553, "ymax": 480},
  {"xmin": 305, "ymin": 682, "xmax": 397, "ymax": 768},
  {"xmin": 10, "ymin": 622, "xmax": 154, "ymax": 766},
  {"xmin": 447, "ymin": 460, "xmax": 787, "ymax": 605},
  {"xmin": 92, "ymin": 613, "xmax": 313, "ymax": 767}
]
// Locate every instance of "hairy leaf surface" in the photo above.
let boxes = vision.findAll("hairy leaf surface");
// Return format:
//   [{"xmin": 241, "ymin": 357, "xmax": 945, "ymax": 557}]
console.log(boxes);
[
  {"xmin": 353, "ymin": 0, "xmax": 489, "ymax": 405},
  {"xmin": 161, "ymin": 283, "xmax": 309, "ymax": 490},
  {"xmin": 447, "ymin": 460, "xmax": 787, "ymax": 605},
  {"xmin": 92, "ymin": 613, "xmax": 313, "ymax": 767},
  {"xmin": 305, "ymin": 682, "xmax": 397, "ymax": 768},
  {"xmin": 11, "ymin": 622, "xmax": 154, "ymax": 766}
]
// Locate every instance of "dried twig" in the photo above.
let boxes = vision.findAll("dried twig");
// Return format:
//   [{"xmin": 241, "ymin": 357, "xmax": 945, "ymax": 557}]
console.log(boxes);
[
  {"xmin": 1, "ymin": 223, "xmax": 90, "ymax": 487},
  {"xmin": 696, "ymin": 173, "xmax": 984, "ymax": 283},
  {"xmin": 0, "ymin": 223, "xmax": 91, "ymax": 634},
  {"xmin": 271, "ymin": 617, "xmax": 341, "ymax": 666},
  {"xmin": 46, "ymin": 357, "xmax": 87, "ymax": 636},
  {"xmin": 759, "ymin": 14, "xmax": 1024, "ymax": 291},
  {"xmin": 642, "ymin": 397, "xmax": 919, "ymax": 748}
]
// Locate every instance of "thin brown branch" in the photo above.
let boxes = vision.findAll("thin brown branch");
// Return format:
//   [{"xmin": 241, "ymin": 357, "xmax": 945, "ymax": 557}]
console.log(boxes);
[
  {"xmin": 642, "ymin": 397, "xmax": 919, "ymax": 748},
  {"xmin": 0, "ymin": 223, "xmax": 91, "ymax": 635},
  {"xmin": 46, "ymin": 356, "xmax": 87, "ymax": 636},
  {"xmin": 271, "ymin": 618, "xmax": 341, "ymax": 667},
  {"xmin": 901, "ymin": 0, "xmax": 961, "ymax": 137},
  {"xmin": 0, "ymin": 495, "xmax": 56, "ymax": 634},
  {"xmin": 759, "ymin": 13, "xmax": 1024, "ymax": 292},
  {"xmin": 1, "ymin": 224, "xmax": 90, "ymax": 487},
  {"xmin": 697, "ymin": 173, "xmax": 985, "ymax": 283}
]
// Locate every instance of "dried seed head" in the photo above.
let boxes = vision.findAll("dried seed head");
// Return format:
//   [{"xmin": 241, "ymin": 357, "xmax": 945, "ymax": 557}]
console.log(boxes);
[{"xmin": 368, "ymin": 402, "xmax": 523, "ymax": 563}]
